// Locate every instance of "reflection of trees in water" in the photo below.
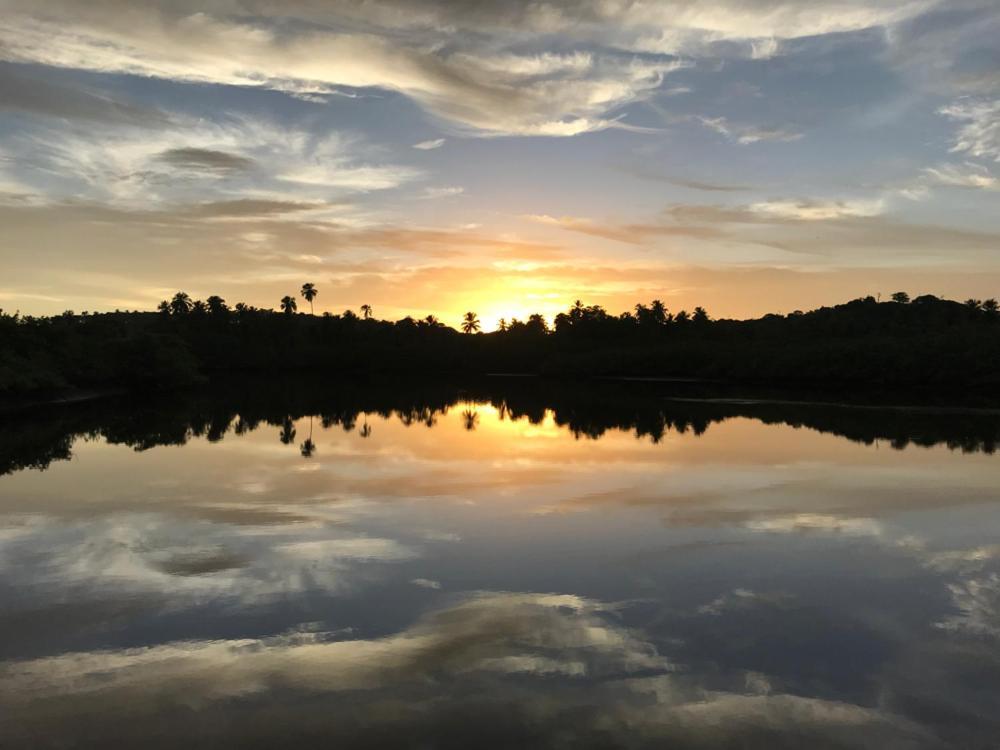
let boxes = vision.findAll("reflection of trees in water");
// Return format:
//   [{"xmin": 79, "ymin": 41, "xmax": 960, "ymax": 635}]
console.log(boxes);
[
  {"xmin": 279, "ymin": 417, "xmax": 296, "ymax": 445},
  {"xmin": 4, "ymin": 377, "xmax": 1000, "ymax": 475},
  {"xmin": 462, "ymin": 409, "xmax": 479, "ymax": 431},
  {"xmin": 300, "ymin": 416, "xmax": 316, "ymax": 457}
]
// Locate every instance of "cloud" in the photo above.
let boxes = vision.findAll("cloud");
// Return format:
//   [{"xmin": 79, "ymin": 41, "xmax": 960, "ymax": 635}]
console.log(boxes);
[
  {"xmin": 748, "ymin": 198, "xmax": 886, "ymax": 220},
  {"xmin": 413, "ymin": 138, "xmax": 445, "ymax": 150},
  {"xmin": 0, "ymin": 2, "xmax": 688, "ymax": 137},
  {"xmin": 923, "ymin": 163, "xmax": 998, "ymax": 190},
  {"xmin": 418, "ymin": 186, "xmax": 464, "ymax": 200},
  {"xmin": 697, "ymin": 116, "xmax": 804, "ymax": 145},
  {"xmin": 0, "ymin": 116, "xmax": 420, "ymax": 208},
  {"xmin": 155, "ymin": 147, "xmax": 255, "ymax": 173},
  {"xmin": 940, "ymin": 99, "xmax": 1000, "ymax": 161},
  {"xmin": 525, "ymin": 213, "xmax": 722, "ymax": 244}
]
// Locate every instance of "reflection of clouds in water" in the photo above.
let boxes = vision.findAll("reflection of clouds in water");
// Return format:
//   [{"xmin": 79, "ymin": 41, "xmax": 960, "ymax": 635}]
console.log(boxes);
[
  {"xmin": 0, "ymin": 591, "xmax": 931, "ymax": 749},
  {"xmin": 745, "ymin": 514, "xmax": 883, "ymax": 536},
  {"xmin": 929, "ymin": 545, "xmax": 1000, "ymax": 640},
  {"xmin": 697, "ymin": 588, "xmax": 794, "ymax": 616},
  {"xmin": 0, "ymin": 512, "xmax": 417, "ymax": 605},
  {"xmin": 894, "ymin": 539, "xmax": 1000, "ymax": 641}
]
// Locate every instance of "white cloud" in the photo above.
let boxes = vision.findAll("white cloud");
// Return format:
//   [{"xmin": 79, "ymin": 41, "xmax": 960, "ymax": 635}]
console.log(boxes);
[
  {"xmin": 418, "ymin": 186, "xmax": 465, "ymax": 200},
  {"xmin": 697, "ymin": 116, "xmax": 803, "ymax": 145},
  {"xmin": 0, "ymin": 3, "xmax": 685, "ymax": 137},
  {"xmin": 923, "ymin": 163, "xmax": 998, "ymax": 190},
  {"xmin": 940, "ymin": 99, "xmax": 1000, "ymax": 162},
  {"xmin": 0, "ymin": 116, "xmax": 420, "ymax": 209},
  {"xmin": 413, "ymin": 138, "xmax": 446, "ymax": 150},
  {"xmin": 749, "ymin": 198, "xmax": 886, "ymax": 220}
]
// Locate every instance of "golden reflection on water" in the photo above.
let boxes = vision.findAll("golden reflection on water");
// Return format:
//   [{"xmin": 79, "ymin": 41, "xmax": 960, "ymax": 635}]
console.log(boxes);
[{"xmin": 2, "ymin": 395, "xmax": 1000, "ymax": 748}]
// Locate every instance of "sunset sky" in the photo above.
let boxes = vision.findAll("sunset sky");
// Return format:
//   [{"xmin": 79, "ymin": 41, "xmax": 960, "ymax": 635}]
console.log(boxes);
[{"xmin": 1, "ymin": 0, "xmax": 998, "ymax": 327}]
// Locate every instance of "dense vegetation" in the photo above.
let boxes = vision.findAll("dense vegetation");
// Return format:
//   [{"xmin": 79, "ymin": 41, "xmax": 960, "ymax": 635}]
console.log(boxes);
[{"xmin": 2, "ymin": 288, "xmax": 1000, "ymax": 397}]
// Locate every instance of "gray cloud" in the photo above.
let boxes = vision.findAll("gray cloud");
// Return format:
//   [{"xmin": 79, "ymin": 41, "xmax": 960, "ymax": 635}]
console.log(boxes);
[{"xmin": 156, "ymin": 147, "xmax": 255, "ymax": 172}]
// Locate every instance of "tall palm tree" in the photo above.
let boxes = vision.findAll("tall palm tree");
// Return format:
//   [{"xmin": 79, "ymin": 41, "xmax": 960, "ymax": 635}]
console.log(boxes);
[
  {"xmin": 280, "ymin": 295, "xmax": 297, "ymax": 315},
  {"xmin": 169, "ymin": 291, "xmax": 192, "ymax": 315},
  {"xmin": 461, "ymin": 311, "xmax": 481, "ymax": 334},
  {"xmin": 360, "ymin": 304, "xmax": 372, "ymax": 319},
  {"xmin": 300, "ymin": 283, "xmax": 318, "ymax": 314}
]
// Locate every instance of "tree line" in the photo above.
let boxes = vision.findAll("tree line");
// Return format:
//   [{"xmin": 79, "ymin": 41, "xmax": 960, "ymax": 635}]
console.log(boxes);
[{"xmin": 2, "ymin": 286, "xmax": 1000, "ymax": 397}]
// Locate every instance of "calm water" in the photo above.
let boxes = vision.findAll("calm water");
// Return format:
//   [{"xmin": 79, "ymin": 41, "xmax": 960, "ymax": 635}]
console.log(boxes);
[{"xmin": 2, "ymin": 379, "xmax": 1000, "ymax": 749}]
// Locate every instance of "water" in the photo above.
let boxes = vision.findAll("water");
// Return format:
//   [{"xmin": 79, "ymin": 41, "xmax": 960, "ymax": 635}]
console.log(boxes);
[{"xmin": 2, "ymin": 378, "xmax": 1000, "ymax": 749}]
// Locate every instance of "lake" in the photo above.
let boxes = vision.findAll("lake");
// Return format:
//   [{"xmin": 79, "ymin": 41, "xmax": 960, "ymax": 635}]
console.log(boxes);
[{"xmin": 2, "ymin": 378, "xmax": 999, "ymax": 749}]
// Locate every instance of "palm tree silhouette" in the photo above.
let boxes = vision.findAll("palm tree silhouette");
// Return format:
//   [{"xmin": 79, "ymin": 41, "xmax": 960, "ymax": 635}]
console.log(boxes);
[
  {"xmin": 300, "ymin": 283, "xmax": 318, "ymax": 314},
  {"xmin": 206, "ymin": 295, "xmax": 228, "ymax": 315},
  {"xmin": 169, "ymin": 291, "xmax": 192, "ymax": 315},
  {"xmin": 461, "ymin": 311, "xmax": 481, "ymax": 334},
  {"xmin": 280, "ymin": 295, "xmax": 297, "ymax": 315},
  {"xmin": 361, "ymin": 304, "xmax": 372, "ymax": 320}
]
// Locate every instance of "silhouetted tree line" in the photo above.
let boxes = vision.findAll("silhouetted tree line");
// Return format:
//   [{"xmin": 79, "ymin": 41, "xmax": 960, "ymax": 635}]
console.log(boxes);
[
  {"xmin": 4, "ymin": 376, "xmax": 1000, "ymax": 476},
  {"xmin": 3, "ymin": 289, "xmax": 1000, "ymax": 397}
]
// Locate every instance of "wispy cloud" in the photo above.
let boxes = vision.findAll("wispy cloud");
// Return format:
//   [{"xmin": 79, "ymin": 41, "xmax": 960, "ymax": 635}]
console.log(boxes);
[
  {"xmin": 697, "ymin": 116, "xmax": 803, "ymax": 145},
  {"xmin": 413, "ymin": 138, "xmax": 446, "ymax": 150},
  {"xmin": 940, "ymin": 99, "xmax": 1000, "ymax": 162},
  {"xmin": 418, "ymin": 186, "xmax": 465, "ymax": 200}
]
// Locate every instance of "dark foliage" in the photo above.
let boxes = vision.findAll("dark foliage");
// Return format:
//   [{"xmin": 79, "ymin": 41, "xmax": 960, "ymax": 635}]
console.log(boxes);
[{"xmin": 2, "ymin": 292, "xmax": 1000, "ymax": 397}]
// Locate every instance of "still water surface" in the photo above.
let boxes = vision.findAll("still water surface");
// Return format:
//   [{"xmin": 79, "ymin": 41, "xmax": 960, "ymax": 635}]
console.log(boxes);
[{"xmin": 2, "ymin": 379, "xmax": 1000, "ymax": 748}]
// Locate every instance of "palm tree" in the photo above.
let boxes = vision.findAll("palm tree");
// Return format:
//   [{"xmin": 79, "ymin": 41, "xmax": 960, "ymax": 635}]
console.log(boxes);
[
  {"xmin": 206, "ymin": 295, "xmax": 228, "ymax": 315},
  {"xmin": 157, "ymin": 300, "xmax": 170, "ymax": 317},
  {"xmin": 461, "ymin": 311, "xmax": 481, "ymax": 334},
  {"xmin": 300, "ymin": 283, "xmax": 318, "ymax": 314},
  {"xmin": 280, "ymin": 295, "xmax": 297, "ymax": 315},
  {"xmin": 650, "ymin": 299, "xmax": 668, "ymax": 324},
  {"xmin": 169, "ymin": 291, "xmax": 192, "ymax": 315},
  {"xmin": 360, "ymin": 304, "xmax": 372, "ymax": 320}
]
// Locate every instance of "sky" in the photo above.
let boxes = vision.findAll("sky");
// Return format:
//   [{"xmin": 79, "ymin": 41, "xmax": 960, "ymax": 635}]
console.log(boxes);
[{"xmin": 0, "ymin": 0, "xmax": 998, "ymax": 327}]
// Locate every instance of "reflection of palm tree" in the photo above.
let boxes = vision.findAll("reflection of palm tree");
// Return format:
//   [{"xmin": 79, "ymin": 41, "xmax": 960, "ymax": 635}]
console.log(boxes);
[
  {"xmin": 299, "ymin": 415, "xmax": 315, "ymax": 457},
  {"xmin": 279, "ymin": 417, "xmax": 296, "ymax": 444},
  {"xmin": 300, "ymin": 283, "xmax": 318, "ymax": 314},
  {"xmin": 361, "ymin": 304, "xmax": 372, "ymax": 320},
  {"xmin": 462, "ymin": 409, "xmax": 479, "ymax": 431},
  {"xmin": 359, "ymin": 422, "xmax": 372, "ymax": 438},
  {"xmin": 461, "ymin": 311, "xmax": 481, "ymax": 334},
  {"xmin": 280, "ymin": 296, "xmax": 297, "ymax": 315}
]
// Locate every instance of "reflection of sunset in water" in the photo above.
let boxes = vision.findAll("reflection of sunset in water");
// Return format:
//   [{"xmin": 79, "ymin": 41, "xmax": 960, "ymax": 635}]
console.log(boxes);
[{"xmin": 2, "ymin": 384, "xmax": 1000, "ymax": 747}]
